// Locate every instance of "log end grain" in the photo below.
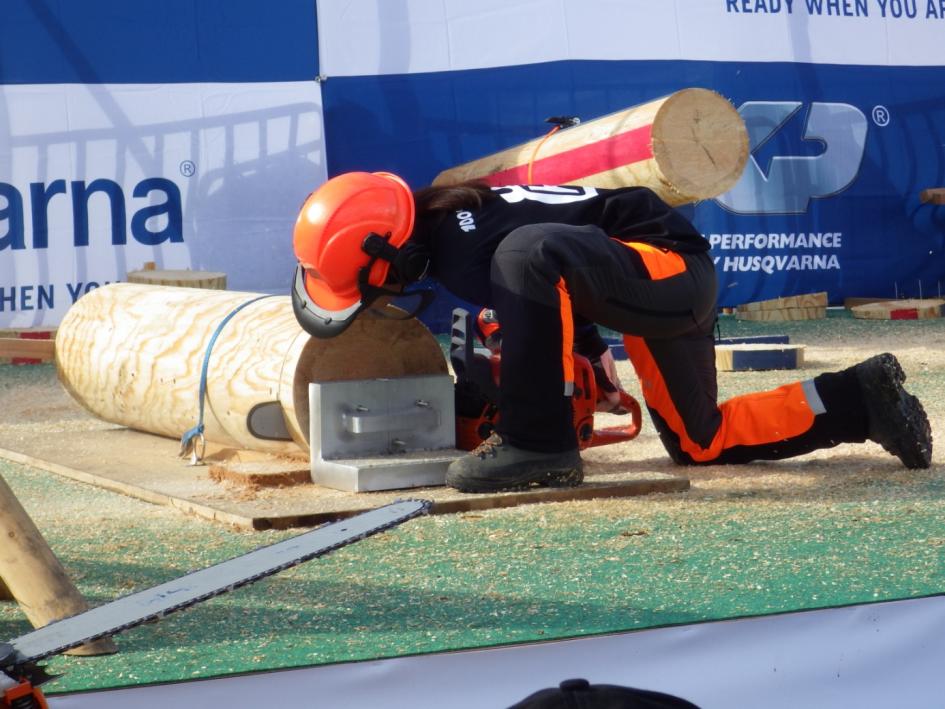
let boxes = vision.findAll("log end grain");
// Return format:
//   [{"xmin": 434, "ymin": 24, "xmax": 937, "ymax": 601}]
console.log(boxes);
[{"xmin": 651, "ymin": 88, "xmax": 749, "ymax": 202}]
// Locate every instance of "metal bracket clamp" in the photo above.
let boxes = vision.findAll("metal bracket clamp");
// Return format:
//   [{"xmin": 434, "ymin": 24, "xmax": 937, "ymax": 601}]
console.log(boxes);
[
  {"xmin": 309, "ymin": 375, "xmax": 462, "ymax": 492},
  {"xmin": 342, "ymin": 399, "xmax": 439, "ymax": 436}
]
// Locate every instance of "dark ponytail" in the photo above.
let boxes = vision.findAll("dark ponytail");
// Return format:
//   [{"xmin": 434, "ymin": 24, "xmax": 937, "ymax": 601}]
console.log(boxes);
[{"xmin": 413, "ymin": 180, "xmax": 497, "ymax": 216}]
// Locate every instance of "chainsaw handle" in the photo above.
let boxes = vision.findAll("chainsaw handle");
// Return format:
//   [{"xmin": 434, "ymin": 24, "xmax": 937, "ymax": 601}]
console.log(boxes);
[{"xmin": 587, "ymin": 390, "xmax": 643, "ymax": 448}]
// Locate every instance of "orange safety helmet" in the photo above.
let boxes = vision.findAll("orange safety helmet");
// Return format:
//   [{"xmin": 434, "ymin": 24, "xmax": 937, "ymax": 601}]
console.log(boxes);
[{"xmin": 291, "ymin": 171, "xmax": 432, "ymax": 338}]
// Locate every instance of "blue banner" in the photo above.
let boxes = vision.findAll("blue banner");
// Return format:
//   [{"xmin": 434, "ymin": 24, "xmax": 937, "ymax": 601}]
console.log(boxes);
[
  {"xmin": 321, "ymin": 59, "xmax": 945, "ymax": 325},
  {"xmin": 0, "ymin": 0, "xmax": 317, "ymax": 84}
]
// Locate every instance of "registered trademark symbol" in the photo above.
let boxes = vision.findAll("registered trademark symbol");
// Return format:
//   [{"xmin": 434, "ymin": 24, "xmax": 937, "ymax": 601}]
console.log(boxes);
[
  {"xmin": 179, "ymin": 160, "xmax": 196, "ymax": 177},
  {"xmin": 872, "ymin": 106, "xmax": 890, "ymax": 127}
]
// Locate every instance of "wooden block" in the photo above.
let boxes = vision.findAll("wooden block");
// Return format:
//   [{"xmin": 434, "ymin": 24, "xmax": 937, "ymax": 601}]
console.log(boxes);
[
  {"xmin": 0, "ymin": 338, "xmax": 56, "ymax": 360},
  {"xmin": 735, "ymin": 306, "xmax": 826, "ymax": 322},
  {"xmin": 0, "ymin": 329, "xmax": 56, "ymax": 364},
  {"xmin": 851, "ymin": 299, "xmax": 945, "ymax": 320},
  {"xmin": 737, "ymin": 292, "xmax": 828, "ymax": 312},
  {"xmin": 126, "ymin": 269, "xmax": 227, "ymax": 289},
  {"xmin": 716, "ymin": 344, "xmax": 805, "ymax": 371},
  {"xmin": 844, "ymin": 297, "xmax": 893, "ymax": 309},
  {"xmin": 920, "ymin": 188, "xmax": 945, "ymax": 205}
]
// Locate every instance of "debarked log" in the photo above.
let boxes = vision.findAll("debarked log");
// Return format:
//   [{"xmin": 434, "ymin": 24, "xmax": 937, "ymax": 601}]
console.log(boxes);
[
  {"xmin": 55, "ymin": 284, "xmax": 447, "ymax": 455},
  {"xmin": 434, "ymin": 88, "xmax": 749, "ymax": 206}
]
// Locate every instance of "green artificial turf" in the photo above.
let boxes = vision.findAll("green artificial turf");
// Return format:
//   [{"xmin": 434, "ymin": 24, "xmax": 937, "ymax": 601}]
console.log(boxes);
[
  {"xmin": 1, "ymin": 457, "xmax": 943, "ymax": 694},
  {"xmin": 1, "ymin": 309, "xmax": 944, "ymax": 693}
]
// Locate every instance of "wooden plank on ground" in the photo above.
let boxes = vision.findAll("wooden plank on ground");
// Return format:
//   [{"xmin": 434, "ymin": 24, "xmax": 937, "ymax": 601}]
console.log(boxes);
[
  {"xmin": 851, "ymin": 299, "xmax": 945, "ymax": 320},
  {"xmin": 0, "ymin": 427, "xmax": 688, "ymax": 531}
]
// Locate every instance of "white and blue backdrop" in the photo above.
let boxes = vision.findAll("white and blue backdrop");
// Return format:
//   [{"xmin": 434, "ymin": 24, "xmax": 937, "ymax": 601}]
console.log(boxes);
[{"xmin": 2, "ymin": 0, "xmax": 945, "ymax": 331}]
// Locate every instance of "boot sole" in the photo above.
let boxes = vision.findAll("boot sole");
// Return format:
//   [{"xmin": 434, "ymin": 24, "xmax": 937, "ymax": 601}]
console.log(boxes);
[
  {"xmin": 856, "ymin": 353, "xmax": 932, "ymax": 469},
  {"xmin": 446, "ymin": 465, "xmax": 584, "ymax": 494}
]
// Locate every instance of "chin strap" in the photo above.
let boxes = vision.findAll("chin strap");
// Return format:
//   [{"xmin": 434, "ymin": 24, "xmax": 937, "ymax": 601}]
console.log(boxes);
[{"xmin": 356, "ymin": 271, "xmax": 436, "ymax": 321}]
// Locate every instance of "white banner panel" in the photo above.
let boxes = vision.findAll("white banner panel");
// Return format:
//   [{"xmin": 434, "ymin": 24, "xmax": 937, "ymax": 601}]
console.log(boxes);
[
  {"xmin": 0, "ymin": 81, "xmax": 326, "ymax": 329},
  {"xmin": 316, "ymin": 0, "xmax": 945, "ymax": 76},
  {"xmin": 48, "ymin": 594, "xmax": 945, "ymax": 708}
]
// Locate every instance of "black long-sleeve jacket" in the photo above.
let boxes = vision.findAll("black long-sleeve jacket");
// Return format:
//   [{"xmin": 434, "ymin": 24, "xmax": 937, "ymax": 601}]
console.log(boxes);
[{"xmin": 411, "ymin": 185, "xmax": 708, "ymax": 308}]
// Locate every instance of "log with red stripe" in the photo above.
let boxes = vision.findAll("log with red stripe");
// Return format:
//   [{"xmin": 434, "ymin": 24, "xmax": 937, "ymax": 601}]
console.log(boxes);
[
  {"xmin": 434, "ymin": 88, "xmax": 749, "ymax": 206},
  {"xmin": 851, "ymin": 299, "xmax": 945, "ymax": 321}
]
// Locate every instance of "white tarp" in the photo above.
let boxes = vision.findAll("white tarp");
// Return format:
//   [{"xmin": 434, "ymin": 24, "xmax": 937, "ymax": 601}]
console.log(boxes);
[
  {"xmin": 316, "ymin": 0, "xmax": 945, "ymax": 76},
  {"xmin": 48, "ymin": 593, "xmax": 945, "ymax": 709}
]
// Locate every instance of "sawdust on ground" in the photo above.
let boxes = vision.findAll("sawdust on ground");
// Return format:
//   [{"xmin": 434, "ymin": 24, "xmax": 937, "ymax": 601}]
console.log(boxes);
[
  {"xmin": 0, "ymin": 317, "xmax": 945, "ymax": 514},
  {"xmin": 0, "ymin": 313, "xmax": 943, "ymax": 527}
]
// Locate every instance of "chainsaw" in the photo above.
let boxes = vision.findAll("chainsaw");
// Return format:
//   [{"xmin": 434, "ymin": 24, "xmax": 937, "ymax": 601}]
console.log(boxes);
[
  {"xmin": 450, "ymin": 308, "xmax": 642, "ymax": 451},
  {"xmin": 0, "ymin": 499, "xmax": 430, "ymax": 709}
]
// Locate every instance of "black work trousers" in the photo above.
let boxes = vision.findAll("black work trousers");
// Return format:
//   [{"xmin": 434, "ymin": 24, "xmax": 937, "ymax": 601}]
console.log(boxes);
[{"xmin": 489, "ymin": 223, "xmax": 868, "ymax": 461}]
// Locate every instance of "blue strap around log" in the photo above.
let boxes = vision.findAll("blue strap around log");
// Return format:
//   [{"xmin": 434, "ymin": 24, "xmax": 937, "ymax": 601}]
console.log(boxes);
[{"xmin": 179, "ymin": 294, "xmax": 276, "ymax": 464}]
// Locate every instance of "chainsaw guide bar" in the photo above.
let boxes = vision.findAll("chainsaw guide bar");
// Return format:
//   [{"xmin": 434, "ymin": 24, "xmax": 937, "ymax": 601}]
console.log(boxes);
[{"xmin": 1, "ymin": 499, "xmax": 430, "ymax": 679}]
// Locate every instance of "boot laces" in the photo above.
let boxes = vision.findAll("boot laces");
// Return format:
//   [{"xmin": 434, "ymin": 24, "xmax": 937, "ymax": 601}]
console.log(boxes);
[{"xmin": 471, "ymin": 432, "xmax": 504, "ymax": 459}]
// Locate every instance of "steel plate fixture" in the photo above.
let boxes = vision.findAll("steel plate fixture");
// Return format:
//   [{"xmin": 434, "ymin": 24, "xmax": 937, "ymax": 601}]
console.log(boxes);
[{"xmin": 309, "ymin": 376, "xmax": 463, "ymax": 492}]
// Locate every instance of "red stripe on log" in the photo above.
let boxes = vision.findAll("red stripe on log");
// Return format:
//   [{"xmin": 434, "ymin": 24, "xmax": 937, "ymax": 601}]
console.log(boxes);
[
  {"xmin": 483, "ymin": 124, "xmax": 654, "ymax": 186},
  {"xmin": 890, "ymin": 309, "xmax": 919, "ymax": 320}
]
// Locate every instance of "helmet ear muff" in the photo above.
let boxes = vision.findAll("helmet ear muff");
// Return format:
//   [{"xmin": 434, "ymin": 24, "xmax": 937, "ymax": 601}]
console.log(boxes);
[
  {"xmin": 362, "ymin": 233, "xmax": 430, "ymax": 286},
  {"xmin": 390, "ymin": 241, "xmax": 431, "ymax": 284}
]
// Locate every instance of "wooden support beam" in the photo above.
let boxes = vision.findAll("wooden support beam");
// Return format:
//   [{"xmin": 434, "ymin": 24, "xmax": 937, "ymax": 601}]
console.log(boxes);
[{"xmin": 0, "ymin": 473, "xmax": 116, "ymax": 655}]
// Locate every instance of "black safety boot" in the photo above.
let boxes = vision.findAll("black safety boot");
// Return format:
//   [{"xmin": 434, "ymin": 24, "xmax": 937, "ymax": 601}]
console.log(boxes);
[
  {"xmin": 854, "ymin": 353, "xmax": 932, "ymax": 469},
  {"xmin": 445, "ymin": 433, "xmax": 583, "ymax": 493}
]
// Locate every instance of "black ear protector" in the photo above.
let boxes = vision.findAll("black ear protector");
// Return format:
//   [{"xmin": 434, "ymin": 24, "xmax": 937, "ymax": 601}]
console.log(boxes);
[
  {"xmin": 362, "ymin": 232, "xmax": 431, "ymax": 285},
  {"xmin": 290, "ymin": 232, "xmax": 435, "ymax": 340}
]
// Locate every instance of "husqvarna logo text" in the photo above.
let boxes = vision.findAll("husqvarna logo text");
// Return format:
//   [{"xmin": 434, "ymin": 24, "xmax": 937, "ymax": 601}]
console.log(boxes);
[{"xmin": 716, "ymin": 101, "xmax": 868, "ymax": 214}]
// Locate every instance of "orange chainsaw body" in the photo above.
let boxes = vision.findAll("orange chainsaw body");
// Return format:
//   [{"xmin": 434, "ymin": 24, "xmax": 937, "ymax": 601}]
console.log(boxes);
[
  {"xmin": 451, "ymin": 309, "xmax": 642, "ymax": 451},
  {"xmin": 2, "ymin": 679, "xmax": 48, "ymax": 709}
]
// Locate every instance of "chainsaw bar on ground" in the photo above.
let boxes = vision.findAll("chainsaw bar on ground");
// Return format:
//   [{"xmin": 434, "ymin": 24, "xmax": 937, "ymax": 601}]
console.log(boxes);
[{"xmin": 4, "ymin": 500, "xmax": 430, "ymax": 666}]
